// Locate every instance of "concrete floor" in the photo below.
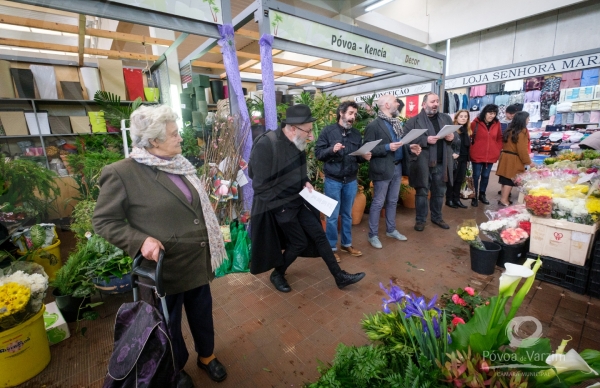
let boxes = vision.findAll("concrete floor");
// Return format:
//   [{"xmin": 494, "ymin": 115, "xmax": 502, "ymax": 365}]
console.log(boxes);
[{"xmin": 19, "ymin": 181, "xmax": 600, "ymax": 387}]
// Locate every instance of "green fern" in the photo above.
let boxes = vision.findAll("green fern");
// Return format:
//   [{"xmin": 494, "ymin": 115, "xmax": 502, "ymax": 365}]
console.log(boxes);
[{"xmin": 93, "ymin": 90, "xmax": 142, "ymax": 128}]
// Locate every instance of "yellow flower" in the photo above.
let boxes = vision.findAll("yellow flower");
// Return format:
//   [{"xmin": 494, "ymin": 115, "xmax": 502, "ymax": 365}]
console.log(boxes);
[
  {"xmin": 0, "ymin": 282, "xmax": 30, "ymax": 318},
  {"xmin": 529, "ymin": 188, "xmax": 554, "ymax": 197},
  {"xmin": 586, "ymin": 197, "xmax": 600, "ymax": 215}
]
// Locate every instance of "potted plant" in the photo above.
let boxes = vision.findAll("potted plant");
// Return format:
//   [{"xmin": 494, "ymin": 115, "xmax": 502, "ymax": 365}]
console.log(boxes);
[
  {"xmin": 93, "ymin": 91, "xmax": 142, "ymax": 132},
  {"xmin": 400, "ymin": 177, "xmax": 416, "ymax": 209},
  {"xmin": 50, "ymin": 244, "xmax": 98, "ymax": 323},
  {"xmin": 83, "ymin": 234, "xmax": 133, "ymax": 294},
  {"xmin": 0, "ymin": 155, "xmax": 61, "ymax": 222}
]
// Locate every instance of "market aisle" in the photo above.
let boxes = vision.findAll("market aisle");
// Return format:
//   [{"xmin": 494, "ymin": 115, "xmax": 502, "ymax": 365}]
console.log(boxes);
[{"xmin": 20, "ymin": 181, "xmax": 600, "ymax": 387}]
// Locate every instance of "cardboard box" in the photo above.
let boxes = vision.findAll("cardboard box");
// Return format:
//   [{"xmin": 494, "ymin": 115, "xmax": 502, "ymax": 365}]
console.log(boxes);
[
  {"xmin": 529, "ymin": 216, "xmax": 598, "ymax": 266},
  {"xmin": 0, "ymin": 111, "xmax": 28, "ymax": 136},
  {"xmin": 43, "ymin": 302, "xmax": 70, "ymax": 345}
]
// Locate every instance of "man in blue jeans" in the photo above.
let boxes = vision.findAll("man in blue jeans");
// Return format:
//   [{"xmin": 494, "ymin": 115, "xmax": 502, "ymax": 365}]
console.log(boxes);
[
  {"xmin": 315, "ymin": 101, "xmax": 371, "ymax": 261},
  {"xmin": 363, "ymin": 94, "xmax": 421, "ymax": 248}
]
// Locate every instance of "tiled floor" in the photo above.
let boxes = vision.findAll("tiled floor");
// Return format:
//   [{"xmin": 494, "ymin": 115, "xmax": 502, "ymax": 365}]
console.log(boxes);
[{"xmin": 19, "ymin": 181, "xmax": 600, "ymax": 387}]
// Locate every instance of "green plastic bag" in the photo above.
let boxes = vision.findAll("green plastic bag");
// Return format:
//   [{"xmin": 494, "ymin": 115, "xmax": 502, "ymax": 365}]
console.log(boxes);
[
  {"xmin": 231, "ymin": 223, "xmax": 250, "ymax": 273},
  {"xmin": 215, "ymin": 223, "xmax": 236, "ymax": 277}
]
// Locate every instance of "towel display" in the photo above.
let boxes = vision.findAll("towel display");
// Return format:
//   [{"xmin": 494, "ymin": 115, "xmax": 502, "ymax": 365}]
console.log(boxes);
[
  {"xmin": 60, "ymin": 81, "xmax": 84, "ymax": 100},
  {"xmin": 98, "ymin": 59, "xmax": 127, "ymax": 100},
  {"xmin": 0, "ymin": 60, "xmax": 15, "ymax": 98},
  {"xmin": 581, "ymin": 69, "xmax": 599, "ymax": 87},
  {"xmin": 560, "ymin": 71, "xmax": 582, "ymax": 89},
  {"xmin": 80, "ymin": 67, "xmax": 102, "ymax": 100},
  {"xmin": 30, "ymin": 65, "xmax": 58, "ymax": 99},
  {"xmin": 123, "ymin": 68, "xmax": 145, "ymax": 101},
  {"xmin": 469, "ymin": 85, "xmax": 486, "ymax": 97},
  {"xmin": 10, "ymin": 68, "xmax": 36, "ymax": 98}
]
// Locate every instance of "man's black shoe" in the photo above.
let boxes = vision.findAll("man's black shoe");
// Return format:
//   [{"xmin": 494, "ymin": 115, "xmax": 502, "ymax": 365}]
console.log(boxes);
[
  {"xmin": 432, "ymin": 219, "xmax": 450, "ymax": 229},
  {"xmin": 471, "ymin": 198, "xmax": 478, "ymax": 207},
  {"xmin": 177, "ymin": 370, "xmax": 195, "ymax": 388},
  {"xmin": 479, "ymin": 193, "xmax": 490, "ymax": 205},
  {"xmin": 335, "ymin": 270, "xmax": 365, "ymax": 289},
  {"xmin": 197, "ymin": 358, "xmax": 227, "ymax": 382},
  {"xmin": 445, "ymin": 200, "xmax": 458, "ymax": 208},
  {"xmin": 455, "ymin": 200, "xmax": 468, "ymax": 209},
  {"xmin": 270, "ymin": 270, "xmax": 291, "ymax": 293},
  {"xmin": 414, "ymin": 222, "xmax": 425, "ymax": 231}
]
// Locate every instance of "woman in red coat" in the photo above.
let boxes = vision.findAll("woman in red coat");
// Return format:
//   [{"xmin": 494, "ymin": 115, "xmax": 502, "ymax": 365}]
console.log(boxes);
[{"xmin": 469, "ymin": 104, "xmax": 503, "ymax": 207}]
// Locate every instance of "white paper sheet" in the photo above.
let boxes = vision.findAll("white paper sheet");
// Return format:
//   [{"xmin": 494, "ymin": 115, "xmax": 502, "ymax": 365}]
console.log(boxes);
[
  {"xmin": 299, "ymin": 187, "xmax": 338, "ymax": 217},
  {"xmin": 399, "ymin": 128, "xmax": 428, "ymax": 144},
  {"xmin": 236, "ymin": 169, "xmax": 249, "ymax": 186},
  {"xmin": 576, "ymin": 173, "xmax": 594, "ymax": 184},
  {"xmin": 435, "ymin": 125, "xmax": 462, "ymax": 138},
  {"xmin": 349, "ymin": 139, "xmax": 382, "ymax": 156}
]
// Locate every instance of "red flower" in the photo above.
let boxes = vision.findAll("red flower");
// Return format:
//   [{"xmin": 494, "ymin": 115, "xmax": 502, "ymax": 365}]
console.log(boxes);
[
  {"xmin": 464, "ymin": 287, "xmax": 475, "ymax": 296},
  {"xmin": 452, "ymin": 315, "xmax": 466, "ymax": 326},
  {"xmin": 452, "ymin": 294, "xmax": 467, "ymax": 306}
]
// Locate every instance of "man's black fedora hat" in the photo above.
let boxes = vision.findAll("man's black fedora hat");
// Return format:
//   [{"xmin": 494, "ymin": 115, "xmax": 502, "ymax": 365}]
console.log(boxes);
[{"xmin": 283, "ymin": 104, "xmax": 317, "ymax": 125}]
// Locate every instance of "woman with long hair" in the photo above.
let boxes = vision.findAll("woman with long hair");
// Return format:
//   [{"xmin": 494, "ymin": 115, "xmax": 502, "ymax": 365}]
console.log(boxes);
[
  {"xmin": 496, "ymin": 111, "xmax": 532, "ymax": 206},
  {"xmin": 445, "ymin": 109, "xmax": 471, "ymax": 208},
  {"xmin": 469, "ymin": 104, "xmax": 503, "ymax": 207}
]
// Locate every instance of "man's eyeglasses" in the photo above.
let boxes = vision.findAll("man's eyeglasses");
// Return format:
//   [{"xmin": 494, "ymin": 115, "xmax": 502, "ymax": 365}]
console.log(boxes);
[{"xmin": 293, "ymin": 125, "xmax": 312, "ymax": 134}]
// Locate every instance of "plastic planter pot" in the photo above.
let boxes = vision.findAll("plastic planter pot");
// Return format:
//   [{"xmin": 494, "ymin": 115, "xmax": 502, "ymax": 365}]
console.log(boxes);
[
  {"xmin": 92, "ymin": 273, "xmax": 132, "ymax": 294},
  {"xmin": 52, "ymin": 289, "xmax": 91, "ymax": 323},
  {"xmin": 470, "ymin": 241, "xmax": 501, "ymax": 275},
  {"xmin": 496, "ymin": 240, "xmax": 529, "ymax": 268}
]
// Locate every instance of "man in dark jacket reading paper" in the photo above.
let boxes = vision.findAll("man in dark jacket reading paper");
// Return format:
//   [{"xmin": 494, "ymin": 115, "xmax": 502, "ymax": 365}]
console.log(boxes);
[{"xmin": 248, "ymin": 104, "xmax": 365, "ymax": 293}]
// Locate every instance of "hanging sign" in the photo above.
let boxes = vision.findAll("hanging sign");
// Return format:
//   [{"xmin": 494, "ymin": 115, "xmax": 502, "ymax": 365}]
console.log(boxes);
[
  {"xmin": 270, "ymin": 11, "xmax": 443, "ymax": 74},
  {"xmin": 353, "ymin": 83, "xmax": 432, "ymax": 103},
  {"xmin": 108, "ymin": 0, "xmax": 223, "ymax": 24},
  {"xmin": 445, "ymin": 52, "xmax": 600, "ymax": 89}
]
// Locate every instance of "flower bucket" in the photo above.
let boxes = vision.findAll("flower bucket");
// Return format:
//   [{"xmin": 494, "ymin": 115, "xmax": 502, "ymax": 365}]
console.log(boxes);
[
  {"xmin": 496, "ymin": 240, "xmax": 529, "ymax": 269},
  {"xmin": 0, "ymin": 305, "xmax": 51, "ymax": 387},
  {"xmin": 470, "ymin": 241, "xmax": 500, "ymax": 275},
  {"xmin": 92, "ymin": 273, "xmax": 132, "ymax": 294},
  {"xmin": 144, "ymin": 87, "xmax": 159, "ymax": 102},
  {"xmin": 17, "ymin": 239, "xmax": 62, "ymax": 281}
]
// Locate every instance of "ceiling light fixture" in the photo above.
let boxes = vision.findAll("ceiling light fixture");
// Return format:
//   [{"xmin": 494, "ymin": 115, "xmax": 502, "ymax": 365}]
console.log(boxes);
[{"xmin": 365, "ymin": 0, "xmax": 394, "ymax": 12}]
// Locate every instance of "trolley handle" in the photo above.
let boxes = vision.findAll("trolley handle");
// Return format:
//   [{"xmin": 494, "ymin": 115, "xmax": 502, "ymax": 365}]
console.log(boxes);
[{"xmin": 132, "ymin": 249, "xmax": 166, "ymax": 297}]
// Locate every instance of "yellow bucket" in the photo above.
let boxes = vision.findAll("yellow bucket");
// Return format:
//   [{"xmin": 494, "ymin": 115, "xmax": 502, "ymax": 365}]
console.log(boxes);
[
  {"xmin": 0, "ymin": 306, "xmax": 51, "ymax": 387},
  {"xmin": 17, "ymin": 239, "xmax": 62, "ymax": 281}
]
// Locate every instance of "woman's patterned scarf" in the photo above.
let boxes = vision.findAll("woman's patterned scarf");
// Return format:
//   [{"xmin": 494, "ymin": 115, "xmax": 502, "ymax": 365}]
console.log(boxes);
[{"xmin": 129, "ymin": 147, "xmax": 226, "ymax": 272}]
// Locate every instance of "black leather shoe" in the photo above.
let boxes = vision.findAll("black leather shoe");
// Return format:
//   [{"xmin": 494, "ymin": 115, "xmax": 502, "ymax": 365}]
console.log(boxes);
[
  {"xmin": 197, "ymin": 358, "xmax": 227, "ymax": 382},
  {"xmin": 432, "ymin": 219, "xmax": 450, "ymax": 229},
  {"xmin": 414, "ymin": 222, "xmax": 425, "ymax": 231},
  {"xmin": 177, "ymin": 370, "xmax": 195, "ymax": 388},
  {"xmin": 471, "ymin": 198, "xmax": 478, "ymax": 207},
  {"xmin": 445, "ymin": 200, "xmax": 458, "ymax": 208},
  {"xmin": 479, "ymin": 193, "xmax": 490, "ymax": 205},
  {"xmin": 270, "ymin": 270, "xmax": 291, "ymax": 293},
  {"xmin": 334, "ymin": 270, "xmax": 365, "ymax": 289},
  {"xmin": 455, "ymin": 200, "xmax": 468, "ymax": 209}
]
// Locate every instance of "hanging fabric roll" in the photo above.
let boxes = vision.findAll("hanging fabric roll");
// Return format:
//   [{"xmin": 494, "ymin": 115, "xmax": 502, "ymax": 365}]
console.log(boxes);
[{"xmin": 30, "ymin": 65, "xmax": 58, "ymax": 99}]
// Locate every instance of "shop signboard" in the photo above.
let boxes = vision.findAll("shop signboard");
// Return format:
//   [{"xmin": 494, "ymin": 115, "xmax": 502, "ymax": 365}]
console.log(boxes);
[
  {"xmin": 353, "ymin": 83, "xmax": 432, "ymax": 103},
  {"xmin": 445, "ymin": 51, "xmax": 600, "ymax": 88},
  {"xmin": 108, "ymin": 0, "xmax": 223, "ymax": 24},
  {"xmin": 269, "ymin": 11, "xmax": 443, "ymax": 74}
]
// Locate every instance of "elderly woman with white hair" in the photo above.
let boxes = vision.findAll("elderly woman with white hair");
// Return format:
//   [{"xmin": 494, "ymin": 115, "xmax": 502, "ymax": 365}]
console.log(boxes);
[{"xmin": 93, "ymin": 105, "xmax": 227, "ymax": 386}]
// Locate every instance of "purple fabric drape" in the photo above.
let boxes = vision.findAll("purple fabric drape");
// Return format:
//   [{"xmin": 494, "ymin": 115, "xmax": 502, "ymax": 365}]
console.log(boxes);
[
  {"xmin": 259, "ymin": 34, "xmax": 277, "ymax": 131},
  {"xmin": 218, "ymin": 24, "xmax": 253, "ymax": 210}
]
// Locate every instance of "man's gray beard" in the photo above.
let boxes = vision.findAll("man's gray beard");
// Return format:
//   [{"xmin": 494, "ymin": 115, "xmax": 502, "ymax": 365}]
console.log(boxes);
[
  {"xmin": 390, "ymin": 107, "xmax": 399, "ymax": 118},
  {"xmin": 341, "ymin": 119, "xmax": 353, "ymax": 129},
  {"xmin": 424, "ymin": 107, "xmax": 438, "ymax": 116},
  {"xmin": 294, "ymin": 135, "xmax": 308, "ymax": 151}
]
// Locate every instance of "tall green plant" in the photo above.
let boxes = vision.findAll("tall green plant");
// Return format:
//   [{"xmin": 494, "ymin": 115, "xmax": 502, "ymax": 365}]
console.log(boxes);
[
  {"xmin": 93, "ymin": 91, "xmax": 142, "ymax": 128},
  {"xmin": 0, "ymin": 156, "xmax": 60, "ymax": 220},
  {"xmin": 66, "ymin": 148, "xmax": 122, "ymax": 201}
]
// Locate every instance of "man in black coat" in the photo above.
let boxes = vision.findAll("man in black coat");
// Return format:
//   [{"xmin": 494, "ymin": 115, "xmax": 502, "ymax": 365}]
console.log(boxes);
[
  {"xmin": 315, "ymin": 101, "xmax": 371, "ymax": 262},
  {"xmin": 404, "ymin": 93, "xmax": 459, "ymax": 232},
  {"xmin": 363, "ymin": 94, "xmax": 421, "ymax": 249},
  {"xmin": 248, "ymin": 104, "xmax": 365, "ymax": 293}
]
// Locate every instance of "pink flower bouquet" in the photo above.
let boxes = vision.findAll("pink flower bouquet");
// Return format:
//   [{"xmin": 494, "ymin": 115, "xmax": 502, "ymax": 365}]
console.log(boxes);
[{"xmin": 500, "ymin": 227, "xmax": 529, "ymax": 245}]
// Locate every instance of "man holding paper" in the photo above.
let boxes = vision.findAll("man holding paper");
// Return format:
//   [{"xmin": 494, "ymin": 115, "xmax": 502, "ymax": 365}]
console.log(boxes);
[
  {"xmin": 403, "ymin": 92, "xmax": 459, "ymax": 232},
  {"xmin": 363, "ymin": 94, "xmax": 422, "ymax": 249},
  {"xmin": 315, "ymin": 101, "xmax": 371, "ymax": 261},
  {"xmin": 248, "ymin": 104, "xmax": 365, "ymax": 294}
]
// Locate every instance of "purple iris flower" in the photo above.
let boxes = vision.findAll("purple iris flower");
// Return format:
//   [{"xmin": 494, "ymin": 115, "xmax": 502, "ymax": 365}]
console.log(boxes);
[
  {"xmin": 421, "ymin": 316, "xmax": 442, "ymax": 338},
  {"xmin": 403, "ymin": 294, "xmax": 441, "ymax": 319},
  {"xmin": 380, "ymin": 281, "xmax": 406, "ymax": 313}
]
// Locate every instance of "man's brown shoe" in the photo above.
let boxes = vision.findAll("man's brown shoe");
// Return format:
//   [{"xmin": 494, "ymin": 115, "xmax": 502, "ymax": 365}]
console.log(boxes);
[
  {"xmin": 340, "ymin": 246, "xmax": 362, "ymax": 257},
  {"xmin": 334, "ymin": 253, "xmax": 341, "ymax": 263}
]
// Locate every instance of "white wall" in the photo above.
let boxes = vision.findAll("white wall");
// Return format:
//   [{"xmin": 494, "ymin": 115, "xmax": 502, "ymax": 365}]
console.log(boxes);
[{"xmin": 439, "ymin": 0, "xmax": 600, "ymax": 76}]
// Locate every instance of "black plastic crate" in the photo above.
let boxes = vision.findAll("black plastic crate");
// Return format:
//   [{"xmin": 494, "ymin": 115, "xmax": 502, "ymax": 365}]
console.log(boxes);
[
  {"xmin": 592, "ymin": 234, "xmax": 600, "ymax": 272},
  {"xmin": 527, "ymin": 253, "xmax": 589, "ymax": 294},
  {"xmin": 589, "ymin": 269, "xmax": 600, "ymax": 299}
]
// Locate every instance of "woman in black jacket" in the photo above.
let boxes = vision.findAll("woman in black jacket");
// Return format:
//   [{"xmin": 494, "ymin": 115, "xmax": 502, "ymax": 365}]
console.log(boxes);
[{"xmin": 445, "ymin": 109, "xmax": 471, "ymax": 208}]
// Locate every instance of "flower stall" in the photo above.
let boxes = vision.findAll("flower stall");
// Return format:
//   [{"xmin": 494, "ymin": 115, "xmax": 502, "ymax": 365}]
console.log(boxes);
[{"xmin": 307, "ymin": 258, "xmax": 600, "ymax": 387}]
